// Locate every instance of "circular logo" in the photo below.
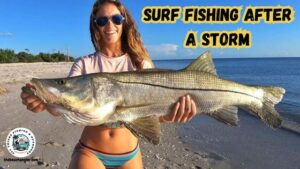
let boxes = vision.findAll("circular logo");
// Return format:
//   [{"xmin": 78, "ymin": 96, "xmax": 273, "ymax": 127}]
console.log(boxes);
[{"xmin": 6, "ymin": 128, "xmax": 36, "ymax": 158}]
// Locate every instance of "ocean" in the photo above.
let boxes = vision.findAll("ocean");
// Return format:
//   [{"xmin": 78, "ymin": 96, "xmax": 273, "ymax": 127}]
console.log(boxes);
[
  {"xmin": 154, "ymin": 57, "xmax": 300, "ymax": 169},
  {"xmin": 154, "ymin": 57, "xmax": 300, "ymax": 123}
]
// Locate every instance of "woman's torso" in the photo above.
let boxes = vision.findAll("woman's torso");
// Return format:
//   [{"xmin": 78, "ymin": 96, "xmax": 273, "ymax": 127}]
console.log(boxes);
[
  {"xmin": 80, "ymin": 126, "xmax": 138, "ymax": 153},
  {"xmin": 68, "ymin": 52, "xmax": 152, "ymax": 153}
]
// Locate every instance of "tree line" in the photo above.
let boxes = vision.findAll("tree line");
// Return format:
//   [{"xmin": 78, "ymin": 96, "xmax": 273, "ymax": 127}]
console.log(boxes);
[{"xmin": 0, "ymin": 49, "xmax": 74, "ymax": 63}]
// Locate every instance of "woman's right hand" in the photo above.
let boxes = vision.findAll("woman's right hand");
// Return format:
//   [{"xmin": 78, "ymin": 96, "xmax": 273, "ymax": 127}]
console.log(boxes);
[{"xmin": 21, "ymin": 84, "xmax": 47, "ymax": 113}]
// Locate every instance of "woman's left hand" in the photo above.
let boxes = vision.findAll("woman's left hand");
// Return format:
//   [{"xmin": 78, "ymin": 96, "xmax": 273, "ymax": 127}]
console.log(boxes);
[{"xmin": 159, "ymin": 95, "xmax": 197, "ymax": 123}]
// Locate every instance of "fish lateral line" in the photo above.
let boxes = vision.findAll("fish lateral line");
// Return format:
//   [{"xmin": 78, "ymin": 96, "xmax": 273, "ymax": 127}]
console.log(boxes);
[{"xmin": 112, "ymin": 80, "xmax": 262, "ymax": 101}]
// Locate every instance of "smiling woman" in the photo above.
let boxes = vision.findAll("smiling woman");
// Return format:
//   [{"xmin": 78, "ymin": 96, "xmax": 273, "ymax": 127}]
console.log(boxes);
[
  {"xmin": 89, "ymin": 0, "xmax": 153, "ymax": 70},
  {"xmin": 20, "ymin": 0, "xmax": 198, "ymax": 169}
]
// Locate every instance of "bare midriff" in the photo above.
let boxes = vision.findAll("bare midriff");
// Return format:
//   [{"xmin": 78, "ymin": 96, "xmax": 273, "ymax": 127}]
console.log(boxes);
[{"xmin": 80, "ymin": 126, "xmax": 138, "ymax": 153}]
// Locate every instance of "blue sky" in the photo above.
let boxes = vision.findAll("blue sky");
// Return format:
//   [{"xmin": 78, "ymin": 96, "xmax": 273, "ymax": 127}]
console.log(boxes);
[{"xmin": 0, "ymin": 0, "xmax": 299, "ymax": 60}]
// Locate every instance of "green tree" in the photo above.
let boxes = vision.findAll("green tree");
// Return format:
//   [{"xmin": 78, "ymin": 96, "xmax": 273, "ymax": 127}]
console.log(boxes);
[
  {"xmin": 38, "ymin": 52, "xmax": 52, "ymax": 62},
  {"xmin": 16, "ymin": 51, "xmax": 33, "ymax": 62},
  {"xmin": 0, "ymin": 49, "xmax": 15, "ymax": 63},
  {"xmin": 0, "ymin": 48, "xmax": 75, "ymax": 63}
]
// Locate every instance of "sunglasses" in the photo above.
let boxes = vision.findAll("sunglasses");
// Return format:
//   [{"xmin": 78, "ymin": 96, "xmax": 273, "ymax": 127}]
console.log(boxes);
[
  {"xmin": 94, "ymin": 14, "xmax": 125, "ymax": 27},
  {"xmin": 97, "ymin": 0, "xmax": 121, "ymax": 4}
]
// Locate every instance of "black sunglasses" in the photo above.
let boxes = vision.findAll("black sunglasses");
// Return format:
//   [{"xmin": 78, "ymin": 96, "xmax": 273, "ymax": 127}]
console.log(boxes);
[
  {"xmin": 94, "ymin": 14, "xmax": 125, "ymax": 27},
  {"xmin": 97, "ymin": 0, "xmax": 121, "ymax": 4}
]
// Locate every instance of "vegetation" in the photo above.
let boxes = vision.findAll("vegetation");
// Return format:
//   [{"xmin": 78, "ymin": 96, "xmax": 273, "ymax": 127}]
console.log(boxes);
[
  {"xmin": 0, "ymin": 48, "xmax": 74, "ymax": 63},
  {"xmin": 0, "ymin": 86, "xmax": 8, "ymax": 95}
]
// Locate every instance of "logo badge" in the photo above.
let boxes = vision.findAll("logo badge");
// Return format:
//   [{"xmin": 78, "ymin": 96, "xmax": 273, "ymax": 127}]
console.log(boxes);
[{"xmin": 6, "ymin": 128, "xmax": 36, "ymax": 158}]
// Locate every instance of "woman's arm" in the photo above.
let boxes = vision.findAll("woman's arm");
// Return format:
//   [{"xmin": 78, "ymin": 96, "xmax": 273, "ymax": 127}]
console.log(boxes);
[
  {"xmin": 46, "ymin": 105, "xmax": 61, "ymax": 116},
  {"xmin": 68, "ymin": 58, "xmax": 84, "ymax": 77}
]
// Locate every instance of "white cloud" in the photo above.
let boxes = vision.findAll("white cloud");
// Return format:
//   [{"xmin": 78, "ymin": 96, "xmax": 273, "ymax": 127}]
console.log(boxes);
[
  {"xmin": 0, "ymin": 32, "xmax": 13, "ymax": 37},
  {"xmin": 146, "ymin": 43, "xmax": 178, "ymax": 57},
  {"xmin": 183, "ymin": 49, "xmax": 197, "ymax": 57}
]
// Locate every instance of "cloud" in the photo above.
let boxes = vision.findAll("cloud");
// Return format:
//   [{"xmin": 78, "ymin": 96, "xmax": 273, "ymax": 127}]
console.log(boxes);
[
  {"xmin": 182, "ymin": 48, "xmax": 197, "ymax": 57},
  {"xmin": 146, "ymin": 43, "xmax": 178, "ymax": 57},
  {"xmin": 0, "ymin": 32, "xmax": 13, "ymax": 37}
]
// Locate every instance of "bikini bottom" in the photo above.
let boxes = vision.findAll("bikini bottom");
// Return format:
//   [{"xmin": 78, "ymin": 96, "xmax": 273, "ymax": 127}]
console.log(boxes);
[{"xmin": 73, "ymin": 140, "xmax": 140, "ymax": 169}]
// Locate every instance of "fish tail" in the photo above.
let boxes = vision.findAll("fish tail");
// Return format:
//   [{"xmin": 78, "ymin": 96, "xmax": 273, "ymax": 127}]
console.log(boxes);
[
  {"xmin": 248, "ymin": 86, "xmax": 285, "ymax": 128},
  {"xmin": 262, "ymin": 87, "xmax": 285, "ymax": 104},
  {"xmin": 261, "ymin": 87, "xmax": 285, "ymax": 128}
]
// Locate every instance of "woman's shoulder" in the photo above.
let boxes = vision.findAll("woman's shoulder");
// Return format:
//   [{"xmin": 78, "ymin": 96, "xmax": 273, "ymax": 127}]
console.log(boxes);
[
  {"xmin": 72, "ymin": 53, "xmax": 100, "ymax": 67},
  {"xmin": 75, "ymin": 53, "xmax": 98, "ymax": 63},
  {"xmin": 142, "ymin": 59, "xmax": 155, "ymax": 69},
  {"xmin": 68, "ymin": 53, "xmax": 98, "ymax": 77}
]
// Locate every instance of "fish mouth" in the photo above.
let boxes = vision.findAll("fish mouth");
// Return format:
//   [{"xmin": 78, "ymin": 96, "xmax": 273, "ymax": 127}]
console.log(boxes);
[
  {"xmin": 26, "ymin": 78, "xmax": 60, "ymax": 104},
  {"xmin": 22, "ymin": 83, "xmax": 47, "ymax": 103}
]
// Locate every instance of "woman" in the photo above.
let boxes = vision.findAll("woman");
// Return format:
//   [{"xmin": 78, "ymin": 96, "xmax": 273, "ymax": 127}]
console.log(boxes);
[{"xmin": 20, "ymin": 0, "xmax": 197, "ymax": 168}]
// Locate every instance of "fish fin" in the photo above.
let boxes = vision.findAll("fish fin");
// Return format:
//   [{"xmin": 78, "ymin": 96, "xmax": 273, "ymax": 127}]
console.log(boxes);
[
  {"xmin": 260, "ymin": 103, "xmax": 282, "ymax": 128},
  {"xmin": 261, "ymin": 87, "xmax": 285, "ymax": 128},
  {"xmin": 124, "ymin": 116, "xmax": 161, "ymax": 145},
  {"xmin": 245, "ymin": 86, "xmax": 285, "ymax": 128},
  {"xmin": 261, "ymin": 86, "xmax": 285, "ymax": 104},
  {"xmin": 185, "ymin": 51, "xmax": 218, "ymax": 76},
  {"xmin": 211, "ymin": 106, "xmax": 239, "ymax": 126}
]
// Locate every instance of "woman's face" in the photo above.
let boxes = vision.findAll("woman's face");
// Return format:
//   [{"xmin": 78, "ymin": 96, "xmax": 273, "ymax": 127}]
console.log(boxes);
[{"xmin": 96, "ymin": 3, "xmax": 123, "ymax": 46}]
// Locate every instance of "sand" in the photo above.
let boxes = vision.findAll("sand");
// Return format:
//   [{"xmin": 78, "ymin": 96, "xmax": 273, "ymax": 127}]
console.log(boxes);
[{"xmin": 0, "ymin": 62, "xmax": 231, "ymax": 169}]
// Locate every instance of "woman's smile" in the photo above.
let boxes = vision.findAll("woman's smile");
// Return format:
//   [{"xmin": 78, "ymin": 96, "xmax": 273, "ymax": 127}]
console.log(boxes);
[{"xmin": 104, "ymin": 30, "xmax": 117, "ymax": 35}]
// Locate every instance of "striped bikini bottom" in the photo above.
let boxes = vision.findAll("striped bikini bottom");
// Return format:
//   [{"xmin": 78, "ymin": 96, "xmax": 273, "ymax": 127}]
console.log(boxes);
[{"xmin": 75, "ymin": 141, "xmax": 140, "ymax": 169}]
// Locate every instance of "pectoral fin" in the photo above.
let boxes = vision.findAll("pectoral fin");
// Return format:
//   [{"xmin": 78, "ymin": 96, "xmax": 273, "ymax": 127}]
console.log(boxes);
[{"xmin": 125, "ymin": 116, "xmax": 161, "ymax": 145}]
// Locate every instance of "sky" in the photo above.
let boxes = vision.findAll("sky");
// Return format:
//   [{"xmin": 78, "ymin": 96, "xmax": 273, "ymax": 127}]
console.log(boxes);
[{"xmin": 0, "ymin": 0, "xmax": 299, "ymax": 60}]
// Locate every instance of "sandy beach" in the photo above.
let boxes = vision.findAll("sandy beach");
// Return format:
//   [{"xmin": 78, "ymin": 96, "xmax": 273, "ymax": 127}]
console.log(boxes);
[
  {"xmin": 0, "ymin": 62, "xmax": 299, "ymax": 169},
  {"xmin": 0, "ymin": 62, "xmax": 232, "ymax": 169}
]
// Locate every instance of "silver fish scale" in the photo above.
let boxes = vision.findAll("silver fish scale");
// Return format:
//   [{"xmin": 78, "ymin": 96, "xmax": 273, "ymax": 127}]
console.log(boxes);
[
  {"xmin": 103, "ymin": 70, "xmax": 258, "ymax": 97},
  {"xmin": 113, "ymin": 78, "xmax": 261, "ymax": 120},
  {"xmin": 92, "ymin": 76, "xmax": 124, "ymax": 106}
]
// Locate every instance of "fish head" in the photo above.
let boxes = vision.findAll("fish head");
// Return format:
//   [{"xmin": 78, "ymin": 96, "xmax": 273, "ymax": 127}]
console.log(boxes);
[{"xmin": 29, "ymin": 76, "xmax": 95, "ymax": 113}]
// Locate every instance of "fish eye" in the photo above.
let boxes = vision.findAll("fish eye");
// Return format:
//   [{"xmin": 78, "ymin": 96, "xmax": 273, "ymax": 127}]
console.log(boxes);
[{"xmin": 56, "ymin": 79, "xmax": 66, "ymax": 85}]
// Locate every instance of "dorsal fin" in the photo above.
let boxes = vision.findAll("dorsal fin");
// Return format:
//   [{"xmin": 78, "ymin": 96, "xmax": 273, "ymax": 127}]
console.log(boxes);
[{"xmin": 185, "ymin": 51, "xmax": 218, "ymax": 76}]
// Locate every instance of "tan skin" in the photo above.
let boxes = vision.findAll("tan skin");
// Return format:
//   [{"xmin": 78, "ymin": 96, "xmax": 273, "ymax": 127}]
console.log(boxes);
[{"xmin": 20, "ymin": 3, "xmax": 197, "ymax": 169}]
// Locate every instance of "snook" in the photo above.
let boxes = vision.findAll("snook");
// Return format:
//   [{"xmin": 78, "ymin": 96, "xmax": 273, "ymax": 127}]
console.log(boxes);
[{"xmin": 22, "ymin": 52, "xmax": 285, "ymax": 144}]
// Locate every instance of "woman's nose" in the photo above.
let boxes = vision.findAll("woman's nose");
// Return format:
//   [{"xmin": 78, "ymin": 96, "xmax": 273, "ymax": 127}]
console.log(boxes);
[{"xmin": 106, "ymin": 19, "xmax": 115, "ymax": 27}]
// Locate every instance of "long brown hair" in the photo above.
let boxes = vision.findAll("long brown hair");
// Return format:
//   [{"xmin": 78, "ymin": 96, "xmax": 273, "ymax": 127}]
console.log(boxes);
[{"xmin": 90, "ymin": 0, "xmax": 153, "ymax": 69}]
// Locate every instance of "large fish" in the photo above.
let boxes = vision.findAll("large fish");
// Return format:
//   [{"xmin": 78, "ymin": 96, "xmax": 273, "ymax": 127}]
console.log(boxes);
[{"xmin": 22, "ymin": 52, "xmax": 285, "ymax": 144}]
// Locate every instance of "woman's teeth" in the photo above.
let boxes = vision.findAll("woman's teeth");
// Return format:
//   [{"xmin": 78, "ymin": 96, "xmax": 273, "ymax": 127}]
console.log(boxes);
[{"xmin": 105, "ymin": 31, "xmax": 116, "ymax": 35}]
